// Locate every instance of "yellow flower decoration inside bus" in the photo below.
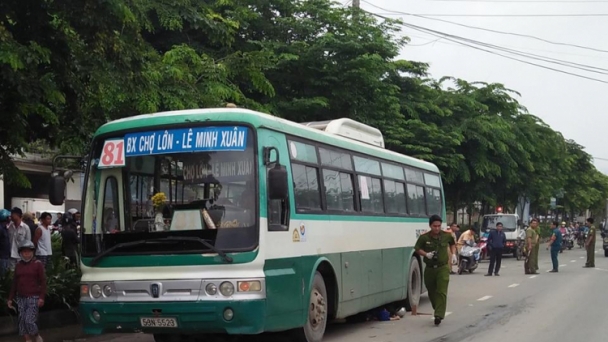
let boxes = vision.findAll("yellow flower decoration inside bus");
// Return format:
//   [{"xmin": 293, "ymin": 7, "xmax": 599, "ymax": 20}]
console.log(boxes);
[{"xmin": 151, "ymin": 192, "xmax": 167, "ymax": 210}]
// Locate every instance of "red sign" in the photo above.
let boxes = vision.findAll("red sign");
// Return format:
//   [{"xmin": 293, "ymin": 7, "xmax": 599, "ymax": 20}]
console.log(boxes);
[{"xmin": 98, "ymin": 139, "xmax": 126, "ymax": 168}]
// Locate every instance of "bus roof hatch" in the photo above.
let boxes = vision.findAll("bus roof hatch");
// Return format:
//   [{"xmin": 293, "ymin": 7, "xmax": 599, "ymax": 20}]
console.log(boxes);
[{"xmin": 300, "ymin": 118, "xmax": 385, "ymax": 148}]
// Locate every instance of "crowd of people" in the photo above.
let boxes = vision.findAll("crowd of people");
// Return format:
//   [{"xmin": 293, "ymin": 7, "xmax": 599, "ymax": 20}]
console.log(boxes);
[
  {"xmin": 415, "ymin": 215, "xmax": 598, "ymax": 327},
  {"xmin": 0, "ymin": 208, "xmax": 81, "ymax": 342}
]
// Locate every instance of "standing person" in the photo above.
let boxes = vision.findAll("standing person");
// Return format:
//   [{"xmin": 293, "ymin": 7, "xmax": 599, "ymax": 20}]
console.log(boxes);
[
  {"xmin": 61, "ymin": 223, "xmax": 80, "ymax": 267},
  {"xmin": 32, "ymin": 213, "xmax": 53, "ymax": 270},
  {"xmin": 7, "ymin": 241, "xmax": 46, "ymax": 342},
  {"xmin": 584, "ymin": 217, "xmax": 596, "ymax": 268},
  {"xmin": 524, "ymin": 218, "xmax": 540, "ymax": 274},
  {"xmin": 445, "ymin": 223, "xmax": 459, "ymax": 275},
  {"xmin": 0, "ymin": 209, "xmax": 11, "ymax": 276},
  {"xmin": 547, "ymin": 221, "xmax": 562, "ymax": 272},
  {"xmin": 414, "ymin": 215, "xmax": 457, "ymax": 326},
  {"xmin": 22, "ymin": 213, "xmax": 38, "ymax": 240},
  {"xmin": 52, "ymin": 213, "xmax": 62, "ymax": 227},
  {"xmin": 486, "ymin": 222, "xmax": 507, "ymax": 276},
  {"xmin": 8, "ymin": 208, "xmax": 32, "ymax": 270}
]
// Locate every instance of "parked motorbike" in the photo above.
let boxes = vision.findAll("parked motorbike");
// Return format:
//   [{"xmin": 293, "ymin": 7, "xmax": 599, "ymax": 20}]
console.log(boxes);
[
  {"xmin": 458, "ymin": 240, "xmax": 481, "ymax": 274},
  {"xmin": 479, "ymin": 236, "xmax": 488, "ymax": 261}
]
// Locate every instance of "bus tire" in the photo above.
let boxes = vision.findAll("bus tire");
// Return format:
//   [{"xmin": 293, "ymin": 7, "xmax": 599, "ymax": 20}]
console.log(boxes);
[
  {"xmin": 404, "ymin": 257, "xmax": 422, "ymax": 311},
  {"xmin": 294, "ymin": 271, "xmax": 328, "ymax": 342}
]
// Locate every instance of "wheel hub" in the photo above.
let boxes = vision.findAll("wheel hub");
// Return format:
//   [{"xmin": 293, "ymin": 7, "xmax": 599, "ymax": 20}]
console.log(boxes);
[{"xmin": 309, "ymin": 289, "xmax": 326, "ymax": 329}]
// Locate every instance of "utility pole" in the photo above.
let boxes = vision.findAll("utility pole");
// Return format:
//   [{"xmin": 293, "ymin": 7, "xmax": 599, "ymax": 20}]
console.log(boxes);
[{"xmin": 352, "ymin": 0, "xmax": 360, "ymax": 8}]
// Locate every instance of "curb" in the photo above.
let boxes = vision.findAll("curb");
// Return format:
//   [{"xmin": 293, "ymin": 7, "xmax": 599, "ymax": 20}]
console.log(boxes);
[{"xmin": 0, "ymin": 309, "xmax": 79, "ymax": 336}]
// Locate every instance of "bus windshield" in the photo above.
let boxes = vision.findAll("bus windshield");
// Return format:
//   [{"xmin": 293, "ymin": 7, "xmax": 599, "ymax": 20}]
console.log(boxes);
[
  {"xmin": 81, "ymin": 125, "xmax": 257, "ymax": 257},
  {"xmin": 482, "ymin": 215, "xmax": 518, "ymax": 232}
]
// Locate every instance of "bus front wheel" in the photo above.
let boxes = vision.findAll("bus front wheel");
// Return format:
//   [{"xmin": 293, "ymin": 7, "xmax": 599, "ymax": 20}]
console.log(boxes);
[{"xmin": 295, "ymin": 271, "xmax": 328, "ymax": 342}]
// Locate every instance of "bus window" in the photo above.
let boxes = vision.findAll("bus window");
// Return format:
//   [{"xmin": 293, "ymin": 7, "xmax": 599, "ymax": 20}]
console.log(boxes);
[
  {"xmin": 323, "ymin": 169, "xmax": 354, "ymax": 211},
  {"xmin": 384, "ymin": 180, "xmax": 407, "ymax": 214},
  {"xmin": 359, "ymin": 175, "xmax": 384, "ymax": 213},
  {"xmin": 406, "ymin": 184, "xmax": 426, "ymax": 216},
  {"xmin": 102, "ymin": 177, "xmax": 121, "ymax": 233},
  {"xmin": 291, "ymin": 164, "xmax": 322, "ymax": 210}
]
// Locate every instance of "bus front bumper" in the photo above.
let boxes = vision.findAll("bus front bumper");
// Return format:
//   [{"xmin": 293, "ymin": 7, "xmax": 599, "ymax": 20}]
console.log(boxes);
[{"xmin": 80, "ymin": 300, "xmax": 266, "ymax": 335}]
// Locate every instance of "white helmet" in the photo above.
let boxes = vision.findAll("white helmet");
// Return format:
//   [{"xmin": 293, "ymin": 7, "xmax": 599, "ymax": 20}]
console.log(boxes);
[{"xmin": 67, "ymin": 208, "xmax": 78, "ymax": 214}]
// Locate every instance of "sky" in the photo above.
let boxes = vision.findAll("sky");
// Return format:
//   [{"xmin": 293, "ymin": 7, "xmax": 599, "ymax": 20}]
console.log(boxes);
[{"xmin": 357, "ymin": 0, "xmax": 608, "ymax": 173}]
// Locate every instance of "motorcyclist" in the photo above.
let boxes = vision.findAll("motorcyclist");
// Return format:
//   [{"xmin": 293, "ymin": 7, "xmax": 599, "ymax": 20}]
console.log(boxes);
[{"xmin": 559, "ymin": 222, "xmax": 567, "ymax": 236}]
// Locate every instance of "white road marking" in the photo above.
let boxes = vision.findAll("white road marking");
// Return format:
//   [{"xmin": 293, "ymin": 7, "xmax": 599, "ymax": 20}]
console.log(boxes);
[
  {"xmin": 580, "ymin": 256, "xmax": 585, "ymax": 259},
  {"xmin": 508, "ymin": 283, "xmax": 520, "ymax": 288},
  {"xmin": 571, "ymin": 260, "xmax": 576, "ymax": 262},
  {"xmin": 446, "ymin": 312, "xmax": 452, "ymax": 316},
  {"xmin": 529, "ymin": 275, "xmax": 537, "ymax": 279},
  {"xmin": 477, "ymin": 296, "xmax": 493, "ymax": 301},
  {"xmin": 560, "ymin": 264, "xmax": 567, "ymax": 267},
  {"xmin": 468, "ymin": 304, "xmax": 474, "ymax": 307}
]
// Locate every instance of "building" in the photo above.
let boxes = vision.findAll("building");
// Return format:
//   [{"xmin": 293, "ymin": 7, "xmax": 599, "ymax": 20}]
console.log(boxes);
[{"xmin": 0, "ymin": 152, "xmax": 83, "ymax": 214}]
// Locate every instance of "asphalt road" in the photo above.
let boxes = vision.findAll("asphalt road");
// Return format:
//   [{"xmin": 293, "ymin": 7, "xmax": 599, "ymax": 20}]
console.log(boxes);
[{"xmin": 6, "ymin": 243, "xmax": 606, "ymax": 342}]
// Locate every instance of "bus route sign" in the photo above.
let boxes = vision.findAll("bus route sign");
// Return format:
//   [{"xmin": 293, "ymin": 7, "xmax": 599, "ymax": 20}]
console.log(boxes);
[{"xmin": 124, "ymin": 126, "xmax": 248, "ymax": 157}]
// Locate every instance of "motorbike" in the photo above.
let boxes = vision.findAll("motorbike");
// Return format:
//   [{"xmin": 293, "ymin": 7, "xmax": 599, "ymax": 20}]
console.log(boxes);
[
  {"xmin": 602, "ymin": 231, "xmax": 608, "ymax": 257},
  {"xmin": 458, "ymin": 240, "xmax": 481, "ymax": 274},
  {"xmin": 576, "ymin": 230, "xmax": 587, "ymax": 248},
  {"xmin": 478, "ymin": 236, "xmax": 488, "ymax": 261},
  {"xmin": 563, "ymin": 231, "xmax": 574, "ymax": 250}
]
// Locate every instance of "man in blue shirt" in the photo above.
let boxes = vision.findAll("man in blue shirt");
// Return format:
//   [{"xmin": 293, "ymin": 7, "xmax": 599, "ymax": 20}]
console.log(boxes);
[
  {"xmin": 547, "ymin": 221, "xmax": 562, "ymax": 272},
  {"xmin": 486, "ymin": 222, "xmax": 507, "ymax": 276}
]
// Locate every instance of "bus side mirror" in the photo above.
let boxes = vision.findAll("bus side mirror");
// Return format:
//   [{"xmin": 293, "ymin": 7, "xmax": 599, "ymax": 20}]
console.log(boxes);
[
  {"xmin": 49, "ymin": 173, "xmax": 66, "ymax": 205},
  {"xmin": 268, "ymin": 164, "xmax": 288, "ymax": 200}
]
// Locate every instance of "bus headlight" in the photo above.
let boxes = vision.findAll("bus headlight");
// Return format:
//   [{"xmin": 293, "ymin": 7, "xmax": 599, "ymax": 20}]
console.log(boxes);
[
  {"xmin": 237, "ymin": 281, "xmax": 262, "ymax": 292},
  {"xmin": 90, "ymin": 284, "xmax": 102, "ymax": 298},
  {"xmin": 103, "ymin": 285, "xmax": 113, "ymax": 297},
  {"xmin": 219, "ymin": 282, "xmax": 234, "ymax": 297},
  {"xmin": 206, "ymin": 283, "xmax": 218, "ymax": 295}
]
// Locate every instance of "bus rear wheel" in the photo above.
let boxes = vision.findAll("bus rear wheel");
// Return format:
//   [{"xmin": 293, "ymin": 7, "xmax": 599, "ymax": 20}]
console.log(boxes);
[
  {"xmin": 294, "ymin": 271, "xmax": 328, "ymax": 342},
  {"xmin": 405, "ymin": 257, "xmax": 422, "ymax": 311}
]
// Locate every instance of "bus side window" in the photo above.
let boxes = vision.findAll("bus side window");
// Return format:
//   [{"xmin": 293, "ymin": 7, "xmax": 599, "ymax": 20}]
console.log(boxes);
[{"xmin": 268, "ymin": 164, "xmax": 290, "ymax": 231}]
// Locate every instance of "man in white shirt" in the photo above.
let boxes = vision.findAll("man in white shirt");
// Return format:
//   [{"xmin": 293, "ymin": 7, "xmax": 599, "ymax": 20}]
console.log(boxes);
[
  {"xmin": 8, "ymin": 207, "xmax": 32, "ymax": 270},
  {"xmin": 33, "ymin": 212, "xmax": 53, "ymax": 269}
]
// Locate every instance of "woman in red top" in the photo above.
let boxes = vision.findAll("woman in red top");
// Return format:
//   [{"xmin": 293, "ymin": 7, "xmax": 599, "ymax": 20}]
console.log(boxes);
[{"xmin": 7, "ymin": 241, "xmax": 46, "ymax": 342}]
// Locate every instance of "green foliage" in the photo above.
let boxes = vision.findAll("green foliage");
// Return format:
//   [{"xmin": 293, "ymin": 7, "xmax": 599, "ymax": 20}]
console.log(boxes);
[
  {"xmin": 0, "ymin": 234, "xmax": 81, "ymax": 317},
  {"xmin": 0, "ymin": 0, "xmax": 606, "ymax": 215}
]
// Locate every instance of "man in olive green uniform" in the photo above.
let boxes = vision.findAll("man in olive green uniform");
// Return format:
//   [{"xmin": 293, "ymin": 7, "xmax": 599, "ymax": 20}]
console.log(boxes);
[
  {"xmin": 584, "ymin": 218, "xmax": 596, "ymax": 268},
  {"xmin": 524, "ymin": 218, "xmax": 540, "ymax": 274},
  {"xmin": 415, "ymin": 215, "xmax": 457, "ymax": 326}
]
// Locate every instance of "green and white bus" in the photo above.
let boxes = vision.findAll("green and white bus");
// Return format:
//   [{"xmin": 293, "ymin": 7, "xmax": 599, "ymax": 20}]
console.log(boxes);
[{"xmin": 49, "ymin": 107, "xmax": 445, "ymax": 342}]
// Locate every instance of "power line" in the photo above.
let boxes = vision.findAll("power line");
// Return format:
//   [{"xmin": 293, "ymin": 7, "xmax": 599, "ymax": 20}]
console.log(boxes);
[
  {"xmin": 369, "ymin": 12, "xmax": 608, "ymax": 84},
  {"xmin": 360, "ymin": 1, "xmax": 608, "ymax": 53},
  {"xmin": 399, "ymin": 24, "xmax": 608, "ymax": 75}
]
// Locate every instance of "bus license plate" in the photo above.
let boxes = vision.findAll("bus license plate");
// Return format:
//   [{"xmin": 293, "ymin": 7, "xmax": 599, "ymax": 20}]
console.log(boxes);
[{"xmin": 140, "ymin": 317, "xmax": 178, "ymax": 328}]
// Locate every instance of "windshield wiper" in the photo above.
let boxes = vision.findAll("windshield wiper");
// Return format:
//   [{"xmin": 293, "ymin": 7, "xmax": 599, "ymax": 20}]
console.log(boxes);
[
  {"xmin": 162, "ymin": 236, "xmax": 233, "ymax": 263},
  {"xmin": 90, "ymin": 239, "xmax": 156, "ymax": 266},
  {"xmin": 89, "ymin": 236, "xmax": 234, "ymax": 266}
]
